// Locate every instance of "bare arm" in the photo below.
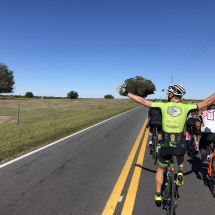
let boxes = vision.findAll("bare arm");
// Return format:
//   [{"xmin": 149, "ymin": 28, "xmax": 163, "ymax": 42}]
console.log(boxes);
[
  {"xmin": 127, "ymin": 92, "xmax": 152, "ymax": 108},
  {"xmin": 116, "ymin": 84, "xmax": 152, "ymax": 108},
  {"xmin": 197, "ymin": 93, "xmax": 215, "ymax": 110}
]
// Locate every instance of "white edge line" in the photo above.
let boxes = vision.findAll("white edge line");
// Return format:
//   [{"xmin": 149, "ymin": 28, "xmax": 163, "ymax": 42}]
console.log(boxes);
[{"xmin": 0, "ymin": 106, "xmax": 141, "ymax": 169}]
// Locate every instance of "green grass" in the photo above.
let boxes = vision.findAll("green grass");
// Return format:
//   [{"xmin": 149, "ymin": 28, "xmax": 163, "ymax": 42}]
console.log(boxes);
[{"xmin": 0, "ymin": 98, "xmax": 140, "ymax": 163}]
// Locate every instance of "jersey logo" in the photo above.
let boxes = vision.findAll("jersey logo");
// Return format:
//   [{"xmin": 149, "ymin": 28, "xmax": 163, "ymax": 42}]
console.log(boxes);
[
  {"xmin": 167, "ymin": 117, "xmax": 180, "ymax": 124},
  {"xmin": 167, "ymin": 107, "xmax": 182, "ymax": 117},
  {"xmin": 170, "ymin": 134, "xmax": 175, "ymax": 142},
  {"xmin": 202, "ymin": 110, "xmax": 215, "ymax": 121}
]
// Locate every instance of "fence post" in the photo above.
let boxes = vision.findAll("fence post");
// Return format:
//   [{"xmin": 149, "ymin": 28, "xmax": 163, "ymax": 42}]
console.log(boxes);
[
  {"xmin": 69, "ymin": 101, "xmax": 71, "ymax": 116},
  {"xmin": 83, "ymin": 102, "xmax": 84, "ymax": 113},
  {"xmin": 48, "ymin": 103, "xmax": 50, "ymax": 119},
  {"xmin": 17, "ymin": 104, "xmax": 20, "ymax": 126},
  {"xmin": 93, "ymin": 100, "xmax": 94, "ymax": 110}
]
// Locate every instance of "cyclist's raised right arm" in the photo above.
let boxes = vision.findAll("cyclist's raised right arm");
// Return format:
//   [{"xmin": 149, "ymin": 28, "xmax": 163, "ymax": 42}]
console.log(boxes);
[
  {"xmin": 197, "ymin": 93, "xmax": 215, "ymax": 110},
  {"xmin": 127, "ymin": 93, "xmax": 152, "ymax": 108}
]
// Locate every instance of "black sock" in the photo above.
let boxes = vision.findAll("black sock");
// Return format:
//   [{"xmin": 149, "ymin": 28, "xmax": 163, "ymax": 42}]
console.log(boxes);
[
  {"xmin": 156, "ymin": 192, "xmax": 161, "ymax": 196},
  {"xmin": 178, "ymin": 167, "xmax": 183, "ymax": 173}
]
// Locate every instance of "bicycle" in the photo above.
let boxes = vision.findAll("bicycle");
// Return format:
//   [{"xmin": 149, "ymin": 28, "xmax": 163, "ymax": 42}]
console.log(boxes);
[
  {"xmin": 186, "ymin": 125, "xmax": 197, "ymax": 161},
  {"xmin": 149, "ymin": 124, "xmax": 158, "ymax": 165},
  {"xmin": 162, "ymin": 158, "xmax": 178, "ymax": 215},
  {"xmin": 202, "ymin": 141, "xmax": 215, "ymax": 197}
]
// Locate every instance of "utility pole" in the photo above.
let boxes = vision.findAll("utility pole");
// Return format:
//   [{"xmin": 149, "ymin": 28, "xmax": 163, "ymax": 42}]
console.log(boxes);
[{"xmin": 171, "ymin": 75, "xmax": 173, "ymax": 84}]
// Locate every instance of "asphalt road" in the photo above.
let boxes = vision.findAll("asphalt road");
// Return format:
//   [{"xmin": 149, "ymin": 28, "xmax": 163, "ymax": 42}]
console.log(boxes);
[{"xmin": 0, "ymin": 106, "xmax": 215, "ymax": 215}]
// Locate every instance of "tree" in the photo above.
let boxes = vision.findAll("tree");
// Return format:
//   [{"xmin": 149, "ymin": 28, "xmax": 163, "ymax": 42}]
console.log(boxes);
[
  {"xmin": 124, "ymin": 76, "xmax": 156, "ymax": 97},
  {"xmin": 0, "ymin": 62, "xmax": 15, "ymax": 94},
  {"xmin": 25, "ymin": 92, "xmax": 34, "ymax": 98},
  {"xmin": 67, "ymin": 91, "xmax": 79, "ymax": 99},
  {"xmin": 104, "ymin": 94, "xmax": 114, "ymax": 99}
]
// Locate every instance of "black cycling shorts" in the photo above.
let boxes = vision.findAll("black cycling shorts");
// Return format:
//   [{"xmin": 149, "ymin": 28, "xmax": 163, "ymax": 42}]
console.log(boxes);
[
  {"xmin": 148, "ymin": 120, "xmax": 162, "ymax": 133},
  {"xmin": 199, "ymin": 133, "xmax": 215, "ymax": 150},
  {"xmin": 186, "ymin": 118, "xmax": 198, "ymax": 135},
  {"xmin": 158, "ymin": 147, "xmax": 186, "ymax": 167}
]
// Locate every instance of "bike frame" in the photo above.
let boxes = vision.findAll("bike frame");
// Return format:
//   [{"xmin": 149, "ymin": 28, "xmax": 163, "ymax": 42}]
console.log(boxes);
[{"xmin": 207, "ymin": 143, "xmax": 215, "ymax": 176}]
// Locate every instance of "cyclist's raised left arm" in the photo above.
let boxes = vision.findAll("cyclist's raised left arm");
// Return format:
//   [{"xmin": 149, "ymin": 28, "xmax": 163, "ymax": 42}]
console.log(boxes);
[
  {"xmin": 116, "ymin": 84, "xmax": 152, "ymax": 108},
  {"xmin": 197, "ymin": 93, "xmax": 215, "ymax": 110}
]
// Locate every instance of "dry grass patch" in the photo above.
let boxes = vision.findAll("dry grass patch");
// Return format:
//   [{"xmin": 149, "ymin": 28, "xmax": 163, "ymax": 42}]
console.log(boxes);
[{"xmin": 0, "ymin": 116, "xmax": 16, "ymax": 124}]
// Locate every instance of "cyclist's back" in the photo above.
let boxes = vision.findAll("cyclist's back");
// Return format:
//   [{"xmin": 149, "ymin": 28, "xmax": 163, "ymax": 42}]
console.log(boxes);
[
  {"xmin": 148, "ymin": 99, "xmax": 162, "ymax": 147},
  {"xmin": 151, "ymin": 101, "xmax": 198, "ymax": 149},
  {"xmin": 148, "ymin": 105, "xmax": 162, "ymax": 126}
]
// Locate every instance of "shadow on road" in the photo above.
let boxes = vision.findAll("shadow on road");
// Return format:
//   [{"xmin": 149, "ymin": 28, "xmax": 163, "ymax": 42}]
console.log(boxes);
[
  {"xmin": 186, "ymin": 156, "xmax": 202, "ymax": 179},
  {"xmin": 134, "ymin": 164, "xmax": 157, "ymax": 174}
]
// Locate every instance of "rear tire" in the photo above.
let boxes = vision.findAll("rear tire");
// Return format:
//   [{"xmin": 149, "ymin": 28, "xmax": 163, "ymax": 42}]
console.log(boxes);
[
  {"xmin": 190, "ymin": 136, "xmax": 196, "ymax": 161},
  {"xmin": 154, "ymin": 137, "xmax": 157, "ymax": 165}
]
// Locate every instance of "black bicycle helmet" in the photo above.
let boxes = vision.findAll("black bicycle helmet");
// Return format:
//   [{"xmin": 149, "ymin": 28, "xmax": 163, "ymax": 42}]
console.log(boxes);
[
  {"xmin": 168, "ymin": 83, "xmax": 186, "ymax": 97},
  {"xmin": 207, "ymin": 103, "xmax": 215, "ymax": 110}
]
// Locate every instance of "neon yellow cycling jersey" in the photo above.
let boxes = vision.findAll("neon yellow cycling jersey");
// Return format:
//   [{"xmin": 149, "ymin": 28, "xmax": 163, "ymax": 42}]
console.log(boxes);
[{"xmin": 151, "ymin": 102, "xmax": 198, "ymax": 147}]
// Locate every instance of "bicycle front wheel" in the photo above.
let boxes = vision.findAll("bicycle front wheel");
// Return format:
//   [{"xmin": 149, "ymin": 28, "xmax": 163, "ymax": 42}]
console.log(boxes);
[{"xmin": 170, "ymin": 173, "xmax": 175, "ymax": 215}]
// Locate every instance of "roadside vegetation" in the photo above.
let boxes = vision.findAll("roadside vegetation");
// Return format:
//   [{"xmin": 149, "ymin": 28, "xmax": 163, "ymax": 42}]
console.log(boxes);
[{"xmin": 0, "ymin": 98, "xmax": 140, "ymax": 163}]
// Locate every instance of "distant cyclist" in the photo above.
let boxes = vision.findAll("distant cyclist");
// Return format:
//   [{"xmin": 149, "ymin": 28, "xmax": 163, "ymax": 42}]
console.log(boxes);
[
  {"xmin": 197, "ymin": 103, "xmax": 215, "ymax": 167},
  {"xmin": 185, "ymin": 101, "xmax": 201, "ymax": 153},
  {"xmin": 116, "ymin": 83, "xmax": 215, "ymax": 204},
  {"xmin": 148, "ymin": 99, "xmax": 162, "ymax": 149}
]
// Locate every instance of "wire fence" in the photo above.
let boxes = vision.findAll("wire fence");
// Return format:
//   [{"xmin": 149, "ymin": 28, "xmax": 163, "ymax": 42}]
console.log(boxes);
[{"xmin": 0, "ymin": 98, "xmax": 134, "ymax": 126}]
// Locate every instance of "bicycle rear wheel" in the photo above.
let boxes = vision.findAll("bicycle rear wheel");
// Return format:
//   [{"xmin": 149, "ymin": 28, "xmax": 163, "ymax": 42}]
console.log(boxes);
[
  {"xmin": 190, "ymin": 136, "xmax": 196, "ymax": 161},
  {"xmin": 153, "ymin": 137, "xmax": 157, "ymax": 165},
  {"xmin": 209, "ymin": 157, "xmax": 215, "ymax": 197}
]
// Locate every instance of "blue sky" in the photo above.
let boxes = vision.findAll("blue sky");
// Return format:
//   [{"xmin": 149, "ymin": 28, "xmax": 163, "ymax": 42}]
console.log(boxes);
[{"xmin": 0, "ymin": 0, "xmax": 215, "ymax": 99}]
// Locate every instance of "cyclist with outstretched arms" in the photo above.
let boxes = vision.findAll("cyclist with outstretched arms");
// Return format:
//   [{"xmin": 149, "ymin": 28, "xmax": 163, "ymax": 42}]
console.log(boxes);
[{"xmin": 116, "ymin": 83, "xmax": 215, "ymax": 204}]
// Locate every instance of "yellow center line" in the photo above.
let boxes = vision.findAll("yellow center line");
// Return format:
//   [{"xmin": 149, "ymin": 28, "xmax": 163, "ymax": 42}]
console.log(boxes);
[
  {"xmin": 101, "ymin": 119, "xmax": 148, "ymax": 215},
  {"xmin": 121, "ymin": 128, "xmax": 149, "ymax": 215}
]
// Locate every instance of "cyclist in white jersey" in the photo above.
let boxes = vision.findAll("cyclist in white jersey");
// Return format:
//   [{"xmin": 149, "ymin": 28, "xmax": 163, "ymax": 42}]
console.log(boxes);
[{"xmin": 197, "ymin": 103, "xmax": 215, "ymax": 166}]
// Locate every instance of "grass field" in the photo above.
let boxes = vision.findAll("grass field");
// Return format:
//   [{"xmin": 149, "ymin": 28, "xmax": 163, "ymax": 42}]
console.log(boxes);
[
  {"xmin": 0, "ymin": 98, "xmax": 140, "ymax": 163},
  {"xmin": 0, "ymin": 98, "xmax": 208, "ymax": 164}
]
